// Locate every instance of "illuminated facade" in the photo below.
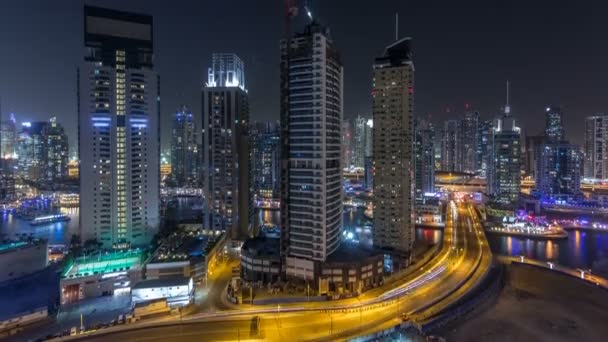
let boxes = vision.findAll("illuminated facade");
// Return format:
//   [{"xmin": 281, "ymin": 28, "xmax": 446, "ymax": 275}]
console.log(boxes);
[
  {"xmin": 489, "ymin": 114, "xmax": 521, "ymax": 204},
  {"xmin": 78, "ymin": 6, "xmax": 160, "ymax": 249},
  {"xmin": 372, "ymin": 37, "xmax": 415, "ymax": 265},
  {"xmin": 0, "ymin": 113, "xmax": 17, "ymax": 159},
  {"xmin": 536, "ymin": 142, "xmax": 581, "ymax": 199},
  {"xmin": 280, "ymin": 22, "xmax": 344, "ymax": 279},
  {"xmin": 42, "ymin": 117, "xmax": 69, "ymax": 181},
  {"xmin": 341, "ymin": 119, "xmax": 352, "ymax": 169},
  {"xmin": 171, "ymin": 106, "xmax": 198, "ymax": 187},
  {"xmin": 544, "ymin": 106, "xmax": 564, "ymax": 143},
  {"xmin": 441, "ymin": 119, "xmax": 461, "ymax": 172},
  {"xmin": 415, "ymin": 119, "xmax": 435, "ymax": 197},
  {"xmin": 202, "ymin": 53, "xmax": 252, "ymax": 240},
  {"xmin": 584, "ymin": 114, "xmax": 608, "ymax": 180},
  {"xmin": 250, "ymin": 121, "xmax": 280, "ymax": 199},
  {"xmin": 17, "ymin": 121, "xmax": 46, "ymax": 180},
  {"xmin": 461, "ymin": 111, "xmax": 480, "ymax": 174}
]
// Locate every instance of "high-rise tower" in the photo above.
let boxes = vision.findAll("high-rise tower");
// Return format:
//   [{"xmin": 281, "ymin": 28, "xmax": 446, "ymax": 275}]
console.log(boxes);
[
  {"xmin": 415, "ymin": 119, "xmax": 435, "ymax": 197},
  {"xmin": 280, "ymin": 22, "xmax": 344, "ymax": 279},
  {"xmin": 202, "ymin": 53, "xmax": 252, "ymax": 240},
  {"xmin": 171, "ymin": 106, "xmax": 198, "ymax": 187},
  {"xmin": 78, "ymin": 6, "xmax": 160, "ymax": 249},
  {"xmin": 372, "ymin": 37, "xmax": 414, "ymax": 266},
  {"xmin": 584, "ymin": 115, "xmax": 608, "ymax": 180},
  {"xmin": 488, "ymin": 82, "xmax": 521, "ymax": 204}
]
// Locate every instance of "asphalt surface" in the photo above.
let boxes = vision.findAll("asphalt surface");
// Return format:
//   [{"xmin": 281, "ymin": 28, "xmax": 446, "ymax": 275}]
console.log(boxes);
[{"xmin": 69, "ymin": 202, "xmax": 492, "ymax": 342}]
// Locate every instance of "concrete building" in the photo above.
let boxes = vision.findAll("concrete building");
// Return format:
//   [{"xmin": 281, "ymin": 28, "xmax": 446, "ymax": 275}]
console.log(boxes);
[
  {"xmin": 202, "ymin": 53, "xmax": 252, "ymax": 240},
  {"xmin": 60, "ymin": 249, "xmax": 143, "ymax": 304},
  {"xmin": 240, "ymin": 235, "xmax": 281, "ymax": 284},
  {"xmin": 414, "ymin": 119, "xmax": 435, "ymax": 197},
  {"xmin": 280, "ymin": 22, "xmax": 344, "ymax": 280},
  {"xmin": 145, "ymin": 232, "xmax": 213, "ymax": 285},
  {"xmin": 584, "ymin": 114, "xmax": 608, "ymax": 180},
  {"xmin": 131, "ymin": 277, "xmax": 193, "ymax": 307},
  {"xmin": 78, "ymin": 6, "xmax": 160, "ymax": 249},
  {"xmin": 171, "ymin": 106, "xmax": 198, "ymax": 187},
  {"xmin": 0, "ymin": 239, "xmax": 48, "ymax": 283},
  {"xmin": 372, "ymin": 37, "xmax": 415, "ymax": 268}
]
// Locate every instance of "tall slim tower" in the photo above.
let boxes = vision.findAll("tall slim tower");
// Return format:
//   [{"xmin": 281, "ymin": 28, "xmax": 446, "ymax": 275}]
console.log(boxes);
[
  {"xmin": 202, "ymin": 53, "xmax": 252, "ymax": 240},
  {"xmin": 488, "ymin": 83, "xmax": 521, "ymax": 204},
  {"xmin": 42, "ymin": 117, "xmax": 69, "ymax": 181},
  {"xmin": 415, "ymin": 119, "xmax": 435, "ymax": 197},
  {"xmin": 441, "ymin": 119, "xmax": 461, "ymax": 172},
  {"xmin": 461, "ymin": 111, "xmax": 480, "ymax": 174},
  {"xmin": 79, "ymin": 6, "xmax": 160, "ymax": 249},
  {"xmin": 171, "ymin": 105, "xmax": 198, "ymax": 187},
  {"xmin": 280, "ymin": 22, "xmax": 344, "ymax": 279},
  {"xmin": 372, "ymin": 37, "xmax": 414, "ymax": 266},
  {"xmin": 544, "ymin": 106, "xmax": 564, "ymax": 143}
]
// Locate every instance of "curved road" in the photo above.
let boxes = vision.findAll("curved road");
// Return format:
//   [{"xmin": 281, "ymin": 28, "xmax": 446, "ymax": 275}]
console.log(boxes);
[{"xmin": 63, "ymin": 202, "xmax": 491, "ymax": 341}]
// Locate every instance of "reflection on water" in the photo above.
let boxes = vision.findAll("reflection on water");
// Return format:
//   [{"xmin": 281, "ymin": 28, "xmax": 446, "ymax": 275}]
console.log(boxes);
[
  {"xmin": 1, "ymin": 207, "xmax": 80, "ymax": 245},
  {"xmin": 487, "ymin": 229, "xmax": 608, "ymax": 269}
]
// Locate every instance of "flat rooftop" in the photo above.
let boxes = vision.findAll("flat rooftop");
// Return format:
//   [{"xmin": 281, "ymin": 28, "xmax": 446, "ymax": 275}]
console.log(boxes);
[
  {"xmin": 132, "ymin": 276, "xmax": 191, "ymax": 290},
  {"xmin": 0, "ymin": 239, "xmax": 45, "ymax": 254},
  {"xmin": 326, "ymin": 243, "xmax": 383, "ymax": 264},
  {"xmin": 62, "ymin": 250, "xmax": 143, "ymax": 279},
  {"xmin": 151, "ymin": 233, "xmax": 211, "ymax": 263}
]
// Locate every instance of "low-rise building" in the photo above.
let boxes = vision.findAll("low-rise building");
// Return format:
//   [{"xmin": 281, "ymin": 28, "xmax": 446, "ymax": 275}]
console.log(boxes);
[
  {"xmin": 60, "ymin": 249, "xmax": 143, "ymax": 304},
  {"xmin": 131, "ymin": 277, "xmax": 193, "ymax": 308},
  {"xmin": 240, "ymin": 236, "xmax": 281, "ymax": 284},
  {"xmin": 0, "ymin": 239, "xmax": 48, "ymax": 283},
  {"xmin": 319, "ymin": 244, "xmax": 384, "ymax": 295},
  {"xmin": 146, "ymin": 231, "xmax": 216, "ymax": 285}
]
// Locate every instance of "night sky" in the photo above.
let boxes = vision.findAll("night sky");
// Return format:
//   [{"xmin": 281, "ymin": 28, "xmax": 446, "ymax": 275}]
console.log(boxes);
[{"xmin": 1, "ymin": 0, "xmax": 607, "ymax": 152}]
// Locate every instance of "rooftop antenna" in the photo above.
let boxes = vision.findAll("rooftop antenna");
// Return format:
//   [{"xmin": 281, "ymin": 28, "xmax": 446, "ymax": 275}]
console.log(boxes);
[
  {"xmin": 504, "ymin": 80, "xmax": 511, "ymax": 116},
  {"xmin": 395, "ymin": 13, "xmax": 399, "ymax": 41}
]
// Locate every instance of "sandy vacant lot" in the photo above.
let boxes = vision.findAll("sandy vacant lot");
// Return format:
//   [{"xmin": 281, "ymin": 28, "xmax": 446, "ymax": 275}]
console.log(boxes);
[{"xmin": 442, "ymin": 264, "xmax": 608, "ymax": 342}]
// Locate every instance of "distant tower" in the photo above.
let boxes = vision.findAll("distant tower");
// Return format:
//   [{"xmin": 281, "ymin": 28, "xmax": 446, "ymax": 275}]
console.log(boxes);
[
  {"xmin": 584, "ymin": 114, "xmax": 608, "ymax": 179},
  {"xmin": 202, "ymin": 53, "xmax": 252, "ymax": 240},
  {"xmin": 415, "ymin": 119, "xmax": 435, "ymax": 197},
  {"xmin": 441, "ymin": 119, "xmax": 461, "ymax": 172},
  {"xmin": 488, "ymin": 82, "xmax": 521, "ymax": 203},
  {"xmin": 171, "ymin": 106, "xmax": 198, "ymax": 187},
  {"xmin": 544, "ymin": 106, "xmax": 565, "ymax": 143},
  {"xmin": 372, "ymin": 36, "xmax": 415, "ymax": 267},
  {"xmin": 42, "ymin": 117, "xmax": 69, "ymax": 181}
]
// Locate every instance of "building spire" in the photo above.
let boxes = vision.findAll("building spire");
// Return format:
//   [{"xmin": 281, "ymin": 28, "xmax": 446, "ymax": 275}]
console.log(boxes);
[
  {"xmin": 504, "ymin": 80, "xmax": 511, "ymax": 116},
  {"xmin": 395, "ymin": 13, "xmax": 399, "ymax": 41}
]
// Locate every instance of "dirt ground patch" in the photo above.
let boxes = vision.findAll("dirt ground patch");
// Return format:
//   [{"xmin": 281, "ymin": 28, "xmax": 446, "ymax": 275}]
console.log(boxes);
[{"xmin": 441, "ymin": 263, "xmax": 608, "ymax": 342}]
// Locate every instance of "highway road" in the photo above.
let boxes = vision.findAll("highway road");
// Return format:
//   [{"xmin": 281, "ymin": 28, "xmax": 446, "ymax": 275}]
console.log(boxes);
[{"xmin": 61, "ymin": 202, "xmax": 492, "ymax": 342}]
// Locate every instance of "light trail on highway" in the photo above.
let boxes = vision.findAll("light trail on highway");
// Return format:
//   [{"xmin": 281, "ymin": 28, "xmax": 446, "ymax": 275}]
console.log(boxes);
[{"xmin": 64, "ymin": 201, "xmax": 493, "ymax": 342}]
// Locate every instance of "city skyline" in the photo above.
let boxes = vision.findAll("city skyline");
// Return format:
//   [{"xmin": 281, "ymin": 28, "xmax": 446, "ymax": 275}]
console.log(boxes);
[{"xmin": 2, "ymin": 0, "xmax": 607, "ymax": 152}]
